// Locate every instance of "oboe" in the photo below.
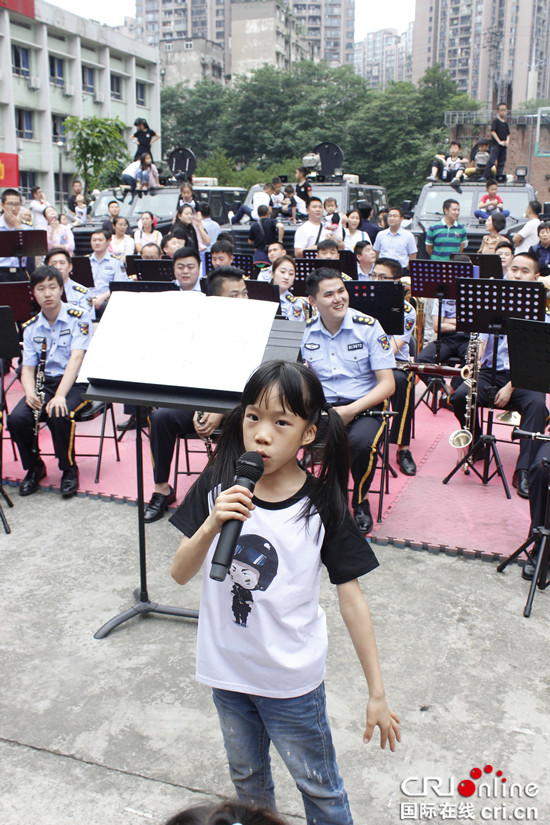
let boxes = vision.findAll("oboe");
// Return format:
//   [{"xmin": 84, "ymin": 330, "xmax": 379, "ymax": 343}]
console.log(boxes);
[
  {"xmin": 31, "ymin": 340, "xmax": 47, "ymax": 461},
  {"xmin": 197, "ymin": 410, "xmax": 213, "ymax": 460}
]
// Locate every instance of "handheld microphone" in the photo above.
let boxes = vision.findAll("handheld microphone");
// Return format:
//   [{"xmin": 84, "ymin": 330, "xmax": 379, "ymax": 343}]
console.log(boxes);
[{"xmin": 209, "ymin": 451, "xmax": 265, "ymax": 582}]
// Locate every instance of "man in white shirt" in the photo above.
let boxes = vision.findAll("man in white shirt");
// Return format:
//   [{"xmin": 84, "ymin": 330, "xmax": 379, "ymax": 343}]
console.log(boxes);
[
  {"xmin": 373, "ymin": 207, "xmax": 417, "ymax": 271},
  {"xmin": 513, "ymin": 200, "xmax": 542, "ymax": 253},
  {"xmin": 294, "ymin": 197, "xmax": 326, "ymax": 257},
  {"xmin": 29, "ymin": 186, "xmax": 50, "ymax": 231}
]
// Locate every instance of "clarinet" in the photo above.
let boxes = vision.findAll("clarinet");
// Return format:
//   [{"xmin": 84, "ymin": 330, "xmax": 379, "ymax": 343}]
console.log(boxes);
[
  {"xmin": 197, "ymin": 410, "xmax": 213, "ymax": 460},
  {"xmin": 31, "ymin": 340, "xmax": 47, "ymax": 461}
]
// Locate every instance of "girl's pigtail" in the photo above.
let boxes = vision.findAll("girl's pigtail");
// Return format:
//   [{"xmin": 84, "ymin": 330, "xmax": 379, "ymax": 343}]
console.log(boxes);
[{"xmin": 209, "ymin": 404, "xmax": 245, "ymax": 490}]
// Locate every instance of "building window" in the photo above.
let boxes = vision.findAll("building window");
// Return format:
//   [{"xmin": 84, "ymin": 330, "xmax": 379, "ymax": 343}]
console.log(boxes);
[
  {"xmin": 136, "ymin": 81, "xmax": 146, "ymax": 106},
  {"xmin": 82, "ymin": 66, "xmax": 95, "ymax": 93},
  {"xmin": 185, "ymin": 40, "xmax": 193, "ymax": 49},
  {"xmin": 111, "ymin": 74, "xmax": 122, "ymax": 100},
  {"xmin": 12, "ymin": 45, "xmax": 30, "ymax": 77},
  {"xmin": 15, "ymin": 109, "xmax": 33, "ymax": 139},
  {"xmin": 52, "ymin": 114, "xmax": 66, "ymax": 143},
  {"xmin": 49, "ymin": 56, "xmax": 64, "ymax": 86},
  {"xmin": 19, "ymin": 171, "xmax": 36, "ymax": 200}
]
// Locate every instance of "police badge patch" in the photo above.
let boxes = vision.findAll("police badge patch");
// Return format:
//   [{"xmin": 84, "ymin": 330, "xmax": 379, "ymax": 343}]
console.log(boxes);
[
  {"xmin": 377, "ymin": 334, "xmax": 391, "ymax": 351},
  {"xmin": 78, "ymin": 322, "xmax": 89, "ymax": 335}
]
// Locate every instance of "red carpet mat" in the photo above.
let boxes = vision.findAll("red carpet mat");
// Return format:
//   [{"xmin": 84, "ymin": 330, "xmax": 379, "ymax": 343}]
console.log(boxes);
[{"xmin": 2, "ymin": 383, "xmax": 534, "ymax": 561}]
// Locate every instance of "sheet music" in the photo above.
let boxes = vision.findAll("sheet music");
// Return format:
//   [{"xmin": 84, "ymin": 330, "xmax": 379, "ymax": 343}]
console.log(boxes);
[{"xmin": 79, "ymin": 291, "xmax": 278, "ymax": 393}]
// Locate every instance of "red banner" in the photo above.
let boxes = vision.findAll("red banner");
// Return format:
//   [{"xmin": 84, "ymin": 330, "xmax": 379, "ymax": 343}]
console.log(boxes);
[
  {"xmin": 0, "ymin": 153, "xmax": 20, "ymax": 187},
  {"xmin": 0, "ymin": 0, "xmax": 35, "ymax": 17}
]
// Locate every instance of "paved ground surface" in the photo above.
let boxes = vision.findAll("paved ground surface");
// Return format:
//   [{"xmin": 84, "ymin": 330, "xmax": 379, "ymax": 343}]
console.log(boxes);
[{"xmin": 2, "ymin": 488, "xmax": 549, "ymax": 825}]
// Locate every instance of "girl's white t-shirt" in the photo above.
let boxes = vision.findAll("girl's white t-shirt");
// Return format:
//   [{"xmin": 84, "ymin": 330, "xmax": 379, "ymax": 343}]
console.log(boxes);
[{"xmin": 170, "ymin": 472, "xmax": 378, "ymax": 698}]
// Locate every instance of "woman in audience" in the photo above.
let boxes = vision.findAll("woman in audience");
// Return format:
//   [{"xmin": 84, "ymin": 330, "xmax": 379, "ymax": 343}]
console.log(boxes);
[
  {"xmin": 134, "ymin": 210, "xmax": 162, "ymax": 254},
  {"xmin": 342, "ymin": 208, "xmax": 370, "ymax": 251},
  {"xmin": 44, "ymin": 206, "xmax": 75, "ymax": 254},
  {"xmin": 108, "ymin": 216, "xmax": 135, "ymax": 264},
  {"xmin": 479, "ymin": 212, "xmax": 506, "ymax": 254},
  {"xmin": 172, "ymin": 204, "xmax": 210, "ymax": 251}
]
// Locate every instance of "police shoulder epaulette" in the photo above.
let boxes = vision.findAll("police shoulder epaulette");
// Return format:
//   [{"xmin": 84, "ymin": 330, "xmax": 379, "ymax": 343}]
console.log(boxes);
[
  {"xmin": 404, "ymin": 300, "xmax": 413, "ymax": 312},
  {"xmin": 306, "ymin": 315, "xmax": 318, "ymax": 326},
  {"xmin": 352, "ymin": 314, "xmax": 375, "ymax": 325},
  {"xmin": 74, "ymin": 284, "xmax": 87, "ymax": 294},
  {"xmin": 342, "ymin": 273, "xmax": 352, "ymax": 281},
  {"xmin": 286, "ymin": 293, "xmax": 297, "ymax": 303},
  {"xmin": 68, "ymin": 307, "xmax": 84, "ymax": 318},
  {"xmin": 22, "ymin": 314, "xmax": 39, "ymax": 329}
]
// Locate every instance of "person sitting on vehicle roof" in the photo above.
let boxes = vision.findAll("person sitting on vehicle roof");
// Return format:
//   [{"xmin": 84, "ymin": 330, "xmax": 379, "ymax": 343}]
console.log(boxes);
[
  {"xmin": 464, "ymin": 138, "xmax": 494, "ymax": 178},
  {"xmin": 474, "ymin": 179, "xmax": 510, "ymax": 221},
  {"xmin": 248, "ymin": 205, "xmax": 285, "ymax": 263},
  {"xmin": 280, "ymin": 184, "xmax": 299, "ymax": 223},
  {"xmin": 426, "ymin": 140, "xmax": 467, "ymax": 193},
  {"xmin": 229, "ymin": 183, "xmax": 274, "ymax": 224}
]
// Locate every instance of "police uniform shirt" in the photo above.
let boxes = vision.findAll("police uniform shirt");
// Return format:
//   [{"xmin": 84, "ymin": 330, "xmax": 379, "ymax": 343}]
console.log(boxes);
[
  {"xmin": 89, "ymin": 251, "xmax": 126, "ymax": 295},
  {"xmin": 0, "ymin": 215, "xmax": 30, "ymax": 268},
  {"xmin": 280, "ymin": 290, "xmax": 307, "ymax": 322},
  {"xmin": 432, "ymin": 298, "xmax": 457, "ymax": 320},
  {"xmin": 301, "ymin": 309, "xmax": 396, "ymax": 404},
  {"xmin": 394, "ymin": 300, "xmax": 416, "ymax": 363},
  {"xmin": 256, "ymin": 266, "xmax": 272, "ymax": 283},
  {"xmin": 64, "ymin": 277, "xmax": 95, "ymax": 317},
  {"xmin": 22, "ymin": 305, "xmax": 92, "ymax": 378}
]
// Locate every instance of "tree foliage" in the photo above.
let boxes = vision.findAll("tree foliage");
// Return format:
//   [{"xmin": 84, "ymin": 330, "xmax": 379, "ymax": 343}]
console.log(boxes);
[
  {"xmin": 161, "ymin": 64, "xmax": 479, "ymax": 204},
  {"xmin": 63, "ymin": 116, "xmax": 131, "ymax": 192}
]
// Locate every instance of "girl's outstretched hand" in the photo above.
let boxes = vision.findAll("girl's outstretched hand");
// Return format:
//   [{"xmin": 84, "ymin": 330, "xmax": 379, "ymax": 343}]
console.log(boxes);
[
  {"xmin": 363, "ymin": 696, "xmax": 401, "ymax": 751},
  {"xmin": 207, "ymin": 485, "xmax": 255, "ymax": 534}
]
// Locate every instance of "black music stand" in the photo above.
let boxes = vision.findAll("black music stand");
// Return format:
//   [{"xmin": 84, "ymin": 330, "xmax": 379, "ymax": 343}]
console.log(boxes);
[
  {"xmin": 0, "ymin": 229, "xmax": 47, "ymax": 278},
  {"xmin": 204, "ymin": 252, "xmax": 254, "ymax": 278},
  {"xmin": 442, "ymin": 279, "xmax": 546, "ymax": 495},
  {"xmin": 71, "ymin": 257, "xmax": 94, "ymax": 288},
  {"xmin": 345, "ymin": 281, "xmax": 405, "ymax": 335},
  {"xmin": 0, "ymin": 307, "xmax": 22, "ymax": 533},
  {"xmin": 125, "ymin": 254, "xmax": 140, "ymax": 277},
  {"xmin": 451, "ymin": 253, "xmax": 503, "ymax": 279},
  {"xmin": 135, "ymin": 259, "xmax": 175, "ymax": 282},
  {"xmin": 410, "ymin": 260, "xmax": 474, "ymax": 413}
]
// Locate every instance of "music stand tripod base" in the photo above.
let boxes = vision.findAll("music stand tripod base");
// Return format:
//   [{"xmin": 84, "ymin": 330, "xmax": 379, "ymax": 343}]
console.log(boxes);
[{"xmin": 94, "ymin": 599, "xmax": 198, "ymax": 639}]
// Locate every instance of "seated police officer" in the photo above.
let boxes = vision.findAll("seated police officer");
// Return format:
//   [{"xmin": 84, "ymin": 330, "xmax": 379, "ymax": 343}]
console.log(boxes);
[
  {"xmin": 450, "ymin": 253, "xmax": 548, "ymax": 499},
  {"xmin": 144, "ymin": 266, "xmax": 248, "ymax": 522},
  {"xmin": 371, "ymin": 257, "xmax": 417, "ymax": 476},
  {"xmin": 8, "ymin": 265, "xmax": 92, "ymax": 497},
  {"xmin": 44, "ymin": 246, "xmax": 94, "ymax": 318},
  {"xmin": 302, "ymin": 267, "xmax": 396, "ymax": 534}
]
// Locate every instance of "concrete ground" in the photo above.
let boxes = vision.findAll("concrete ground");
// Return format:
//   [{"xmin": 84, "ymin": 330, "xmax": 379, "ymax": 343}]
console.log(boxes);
[{"xmin": 1, "ymin": 487, "xmax": 549, "ymax": 825}]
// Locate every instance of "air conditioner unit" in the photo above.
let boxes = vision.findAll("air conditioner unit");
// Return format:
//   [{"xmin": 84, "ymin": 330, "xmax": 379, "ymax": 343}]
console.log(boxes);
[
  {"xmin": 94, "ymin": 91, "xmax": 105, "ymax": 103},
  {"xmin": 28, "ymin": 76, "xmax": 41, "ymax": 90},
  {"xmin": 63, "ymin": 84, "xmax": 74, "ymax": 97}
]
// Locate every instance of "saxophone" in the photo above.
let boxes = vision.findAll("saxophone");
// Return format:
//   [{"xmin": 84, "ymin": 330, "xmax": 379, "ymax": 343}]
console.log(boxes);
[
  {"xmin": 31, "ymin": 340, "xmax": 47, "ymax": 461},
  {"xmin": 449, "ymin": 333, "xmax": 480, "ymax": 469},
  {"xmin": 196, "ymin": 410, "xmax": 213, "ymax": 461}
]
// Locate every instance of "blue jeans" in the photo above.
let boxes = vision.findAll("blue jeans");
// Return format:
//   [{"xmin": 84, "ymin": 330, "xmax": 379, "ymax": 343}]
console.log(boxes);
[
  {"xmin": 484, "ymin": 143, "xmax": 507, "ymax": 178},
  {"xmin": 212, "ymin": 683, "xmax": 353, "ymax": 825}
]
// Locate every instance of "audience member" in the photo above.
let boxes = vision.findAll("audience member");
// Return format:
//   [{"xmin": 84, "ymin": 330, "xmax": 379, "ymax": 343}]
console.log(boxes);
[
  {"xmin": 360, "ymin": 204, "xmax": 382, "ymax": 242},
  {"xmin": 474, "ymin": 179, "xmax": 510, "ymax": 220},
  {"xmin": 67, "ymin": 179, "xmax": 83, "ymax": 213},
  {"xmin": 478, "ymin": 212, "xmax": 507, "ymax": 254},
  {"xmin": 513, "ymin": 200, "xmax": 542, "ymax": 253},
  {"xmin": 529, "ymin": 221, "xmax": 550, "ymax": 278},
  {"xmin": 270, "ymin": 177, "xmax": 284, "ymax": 213},
  {"xmin": 373, "ymin": 206, "xmax": 417, "ymax": 271},
  {"xmin": 294, "ymin": 197, "xmax": 326, "ymax": 257},
  {"xmin": 135, "ymin": 152, "xmax": 160, "ymax": 191},
  {"xmin": 132, "ymin": 117, "xmax": 160, "ymax": 160},
  {"xmin": 102, "ymin": 200, "xmax": 125, "ymax": 235},
  {"xmin": 464, "ymin": 138, "xmax": 492, "ymax": 177},
  {"xmin": 484, "ymin": 103, "xmax": 510, "ymax": 179},
  {"xmin": 495, "ymin": 239, "xmax": 514, "ymax": 277},
  {"xmin": 230, "ymin": 183, "xmax": 274, "ymax": 224},
  {"xmin": 342, "ymin": 208, "xmax": 370, "ymax": 251},
  {"xmin": 172, "ymin": 205, "xmax": 210, "ymax": 251},
  {"xmin": 134, "ymin": 211, "xmax": 163, "ymax": 254},
  {"xmin": 280, "ymin": 184, "xmax": 298, "ymax": 223},
  {"xmin": 248, "ymin": 204, "xmax": 285, "ymax": 262},
  {"xmin": 177, "ymin": 182, "xmax": 196, "ymax": 211},
  {"xmin": 121, "ymin": 159, "xmax": 142, "ymax": 192},
  {"xmin": 30, "ymin": 185, "xmax": 50, "ymax": 230},
  {"xmin": 427, "ymin": 140, "xmax": 467, "ymax": 191},
  {"xmin": 44, "ymin": 206, "xmax": 74, "ymax": 254},
  {"xmin": 196, "ymin": 202, "xmax": 220, "ymax": 250},
  {"xmin": 108, "ymin": 216, "xmax": 135, "ymax": 263},
  {"xmin": 322, "ymin": 197, "xmax": 344, "ymax": 245}
]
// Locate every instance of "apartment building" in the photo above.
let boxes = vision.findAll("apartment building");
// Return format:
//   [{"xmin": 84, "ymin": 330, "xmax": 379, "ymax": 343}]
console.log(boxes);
[
  {"xmin": 412, "ymin": 0, "xmax": 550, "ymax": 106},
  {"xmin": 290, "ymin": 0, "xmax": 355, "ymax": 65},
  {"xmin": 0, "ymin": 0, "xmax": 160, "ymax": 206},
  {"xmin": 355, "ymin": 23, "xmax": 414, "ymax": 88}
]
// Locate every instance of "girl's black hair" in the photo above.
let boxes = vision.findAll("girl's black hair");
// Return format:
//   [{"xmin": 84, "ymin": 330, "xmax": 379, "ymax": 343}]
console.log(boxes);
[
  {"xmin": 205, "ymin": 360, "xmax": 350, "ymax": 531},
  {"xmin": 163, "ymin": 799, "xmax": 288, "ymax": 825}
]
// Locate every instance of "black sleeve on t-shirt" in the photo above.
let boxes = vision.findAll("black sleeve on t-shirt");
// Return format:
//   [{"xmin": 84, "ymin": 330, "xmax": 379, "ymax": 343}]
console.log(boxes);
[
  {"xmin": 170, "ymin": 467, "xmax": 215, "ymax": 537},
  {"xmin": 321, "ymin": 509, "xmax": 379, "ymax": 584}
]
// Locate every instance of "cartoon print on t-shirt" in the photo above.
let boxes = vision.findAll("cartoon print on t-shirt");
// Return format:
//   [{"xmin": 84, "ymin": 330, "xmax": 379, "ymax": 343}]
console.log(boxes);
[{"xmin": 229, "ymin": 534, "xmax": 278, "ymax": 627}]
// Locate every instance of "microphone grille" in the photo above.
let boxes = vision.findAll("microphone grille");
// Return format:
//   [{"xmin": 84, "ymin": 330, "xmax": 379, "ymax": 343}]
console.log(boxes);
[{"xmin": 236, "ymin": 451, "xmax": 265, "ymax": 483}]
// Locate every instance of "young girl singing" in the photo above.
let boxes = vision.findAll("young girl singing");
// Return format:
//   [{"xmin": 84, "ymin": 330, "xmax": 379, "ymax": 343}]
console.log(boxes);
[{"xmin": 170, "ymin": 361, "xmax": 400, "ymax": 825}]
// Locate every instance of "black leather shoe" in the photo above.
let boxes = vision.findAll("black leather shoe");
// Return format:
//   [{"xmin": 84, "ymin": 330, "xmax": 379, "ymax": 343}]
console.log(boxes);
[
  {"xmin": 19, "ymin": 459, "xmax": 47, "ymax": 496},
  {"xmin": 117, "ymin": 417, "xmax": 137, "ymax": 432},
  {"xmin": 144, "ymin": 486, "xmax": 176, "ymax": 523},
  {"xmin": 61, "ymin": 465, "xmax": 79, "ymax": 498},
  {"xmin": 354, "ymin": 500, "xmax": 373, "ymax": 535},
  {"xmin": 397, "ymin": 448, "xmax": 416, "ymax": 476},
  {"xmin": 522, "ymin": 558, "xmax": 537, "ymax": 581},
  {"xmin": 512, "ymin": 469, "xmax": 529, "ymax": 499}
]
